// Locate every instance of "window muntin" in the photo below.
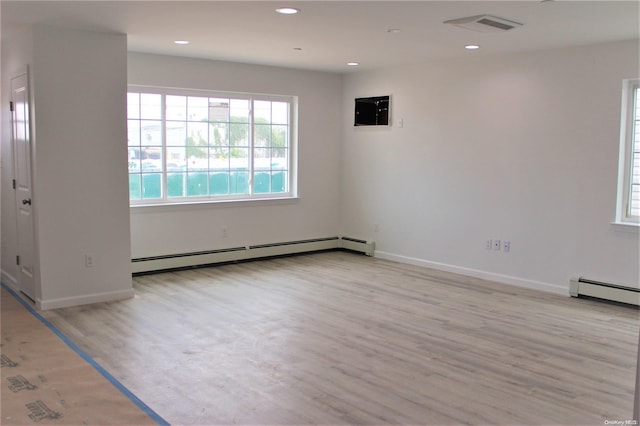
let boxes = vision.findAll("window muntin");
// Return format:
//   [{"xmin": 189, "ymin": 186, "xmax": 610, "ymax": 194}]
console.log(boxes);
[
  {"xmin": 127, "ymin": 88, "xmax": 294, "ymax": 204},
  {"xmin": 617, "ymin": 79, "xmax": 640, "ymax": 224}
]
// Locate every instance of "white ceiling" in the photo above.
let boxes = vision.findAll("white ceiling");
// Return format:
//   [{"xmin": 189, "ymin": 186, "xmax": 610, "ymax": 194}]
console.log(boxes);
[{"xmin": 2, "ymin": 1, "xmax": 639, "ymax": 73}]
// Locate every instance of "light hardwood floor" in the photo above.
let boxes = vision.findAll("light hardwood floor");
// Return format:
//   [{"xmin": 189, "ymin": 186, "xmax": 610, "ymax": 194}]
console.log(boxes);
[{"xmin": 42, "ymin": 251, "xmax": 639, "ymax": 425}]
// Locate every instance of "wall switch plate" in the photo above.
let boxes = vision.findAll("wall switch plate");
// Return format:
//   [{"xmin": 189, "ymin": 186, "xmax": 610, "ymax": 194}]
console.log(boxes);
[
  {"xmin": 493, "ymin": 239, "xmax": 501, "ymax": 250},
  {"xmin": 503, "ymin": 241, "xmax": 511, "ymax": 252},
  {"xmin": 486, "ymin": 239, "xmax": 493, "ymax": 250}
]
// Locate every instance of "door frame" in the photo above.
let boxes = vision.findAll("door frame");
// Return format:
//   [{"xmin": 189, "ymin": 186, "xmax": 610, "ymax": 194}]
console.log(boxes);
[{"xmin": 10, "ymin": 66, "xmax": 39, "ymax": 302}]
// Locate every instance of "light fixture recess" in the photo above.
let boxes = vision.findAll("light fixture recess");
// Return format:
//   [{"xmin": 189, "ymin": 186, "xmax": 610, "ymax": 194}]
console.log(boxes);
[
  {"xmin": 465, "ymin": 44, "xmax": 480, "ymax": 50},
  {"xmin": 174, "ymin": 40, "xmax": 190, "ymax": 45},
  {"xmin": 276, "ymin": 7, "xmax": 300, "ymax": 15},
  {"xmin": 347, "ymin": 62, "xmax": 360, "ymax": 66}
]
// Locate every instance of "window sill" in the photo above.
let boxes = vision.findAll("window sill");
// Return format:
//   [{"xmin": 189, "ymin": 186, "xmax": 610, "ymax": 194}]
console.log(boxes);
[
  {"xmin": 130, "ymin": 196, "xmax": 300, "ymax": 214},
  {"xmin": 610, "ymin": 221, "xmax": 640, "ymax": 234}
]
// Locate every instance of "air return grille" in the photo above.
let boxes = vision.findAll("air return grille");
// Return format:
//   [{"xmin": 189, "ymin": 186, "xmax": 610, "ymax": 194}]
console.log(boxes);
[{"xmin": 444, "ymin": 15, "xmax": 523, "ymax": 33}]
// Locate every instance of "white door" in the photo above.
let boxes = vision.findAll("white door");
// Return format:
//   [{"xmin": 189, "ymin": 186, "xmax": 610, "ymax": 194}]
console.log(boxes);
[{"xmin": 11, "ymin": 71, "xmax": 36, "ymax": 301}]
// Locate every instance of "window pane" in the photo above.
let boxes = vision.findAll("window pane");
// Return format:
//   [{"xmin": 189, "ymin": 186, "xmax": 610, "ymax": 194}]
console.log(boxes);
[
  {"xmin": 166, "ymin": 95, "xmax": 187, "ymax": 121},
  {"xmin": 230, "ymin": 171, "xmax": 249, "ymax": 194},
  {"xmin": 209, "ymin": 98, "xmax": 230, "ymax": 122},
  {"xmin": 188, "ymin": 122, "xmax": 209, "ymax": 145},
  {"xmin": 209, "ymin": 172, "xmax": 230, "ymax": 195},
  {"xmin": 255, "ymin": 124, "xmax": 271, "ymax": 147},
  {"xmin": 127, "ymin": 93, "xmax": 140, "ymax": 119},
  {"xmin": 230, "ymin": 123, "xmax": 249, "ymax": 147},
  {"xmin": 254, "ymin": 172, "xmax": 271, "ymax": 193},
  {"xmin": 167, "ymin": 122, "xmax": 187, "ymax": 146},
  {"xmin": 230, "ymin": 148, "xmax": 249, "ymax": 170},
  {"xmin": 230, "ymin": 99, "xmax": 249, "ymax": 123},
  {"xmin": 128, "ymin": 151, "xmax": 141, "ymax": 173},
  {"xmin": 142, "ymin": 173, "xmax": 162, "ymax": 199},
  {"xmin": 167, "ymin": 173, "xmax": 185, "ymax": 197},
  {"xmin": 141, "ymin": 147, "xmax": 163, "ymax": 172},
  {"xmin": 210, "ymin": 147, "xmax": 230, "ymax": 168},
  {"xmin": 254, "ymin": 100, "xmax": 271, "ymax": 124},
  {"xmin": 129, "ymin": 174, "xmax": 141, "ymax": 200},
  {"xmin": 631, "ymin": 184, "xmax": 640, "ymax": 216},
  {"xmin": 140, "ymin": 94, "xmax": 161, "ymax": 119},
  {"xmin": 167, "ymin": 147, "xmax": 186, "ymax": 171},
  {"xmin": 271, "ymin": 171, "xmax": 287, "ymax": 193},
  {"xmin": 254, "ymin": 148, "xmax": 270, "ymax": 170},
  {"xmin": 187, "ymin": 157, "xmax": 208, "ymax": 172},
  {"xmin": 272, "ymin": 102, "xmax": 288, "ymax": 125},
  {"xmin": 188, "ymin": 96, "xmax": 209, "ymax": 122},
  {"xmin": 272, "ymin": 125, "xmax": 288, "ymax": 148},
  {"xmin": 128, "ymin": 120, "xmax": 141, "ymax": 146},
  {"xmin": 210, "ymin": 122, "xmax": 229, "ymax": 146},
  {"xmin": 187, "ymin": 172, "xmax": 208, "ymax": 196},
  {"xmin": 186, "ymin": 122, "xmax": 209, "ymax": 166},
  {"xmin": 272, "ymin": 148, "xmax": 288, "ymax": 170},
  {"xmin": 140, "ymin": 121, "xmax": 162, "ymax": 146}
]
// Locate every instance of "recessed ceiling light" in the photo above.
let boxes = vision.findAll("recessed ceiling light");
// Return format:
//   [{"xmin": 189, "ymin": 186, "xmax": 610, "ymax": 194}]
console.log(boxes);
[
  {"xmin": 387, "ymin": 29, "xmax": 401, "ymax": 34},
  {"xmin": 276, "ymin": 7, "xmax": 300, "ymax": 15},
  {"xmin": 174, "ymin": 40, "xmax": 190, "ymax": 45},
  {"xmin": 347, "ymin": 62, "xmax": 360, "ymax": 66},
  {"xmin": 465, "ymin": 44, "xmax": 480, "ymax": 50}
]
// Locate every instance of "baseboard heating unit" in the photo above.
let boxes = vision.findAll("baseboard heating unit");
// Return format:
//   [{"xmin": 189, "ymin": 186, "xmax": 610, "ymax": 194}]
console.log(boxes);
[
  {"xmin": 132, "ymin": 236, "xmax": 374, "ymax": 274},
  {"xmin": 570, "ymin": 277, "xmax": 640, "ymax": 307}
]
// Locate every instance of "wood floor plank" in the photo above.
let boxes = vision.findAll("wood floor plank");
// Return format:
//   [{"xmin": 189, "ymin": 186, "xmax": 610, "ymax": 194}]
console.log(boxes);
[{"xmin": 41, "ymin": 251, "xmax": 639, "ymax": 425}]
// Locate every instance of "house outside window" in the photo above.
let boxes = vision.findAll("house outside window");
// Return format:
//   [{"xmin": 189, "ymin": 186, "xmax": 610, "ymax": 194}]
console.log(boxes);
[{"xmin": 127, "ymin": 87, "xmax": 296, "ymax": 204}]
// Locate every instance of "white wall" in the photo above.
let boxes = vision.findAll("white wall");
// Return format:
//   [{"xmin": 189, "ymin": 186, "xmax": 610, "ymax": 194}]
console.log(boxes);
[
  {"xmin": 1, "ymin": 24, "xmax": 133, "ymax": 309},
  {"xmin": 128, "ymin": 53, "xmax": 343, "ymax": 258},
  {"xmin": 341, "ymin": 40, "xmax": 640, "ymax": 292}
]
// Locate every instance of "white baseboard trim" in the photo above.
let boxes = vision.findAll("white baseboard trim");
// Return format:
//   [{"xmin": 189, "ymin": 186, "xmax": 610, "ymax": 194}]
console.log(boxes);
[
  {"xmin": 37, "ymin": 288, "xmax": 135, "ymax": 310},
  {"xmin": 375, "ymin": 251, "xmax": 566, "ymax": 296},
  {"xmin": 1, "ymin": 269, "xmax": 18, "ymax": 291}
]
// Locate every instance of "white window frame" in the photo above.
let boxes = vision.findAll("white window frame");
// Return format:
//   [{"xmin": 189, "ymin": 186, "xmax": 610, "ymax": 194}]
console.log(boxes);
[
  {"xmin": 127, "ymin": 85, "xmax": 298, "ymax": 206},
  {"xmin": 615, "ymin": 78, "xmax": 640, "ymax": 226}
]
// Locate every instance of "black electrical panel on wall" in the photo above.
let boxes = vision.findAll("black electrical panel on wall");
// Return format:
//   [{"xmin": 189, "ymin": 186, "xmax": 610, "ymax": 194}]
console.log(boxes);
[{"xmin": 354, "ymin": 96, "xmax": 390, "ymax": 126}]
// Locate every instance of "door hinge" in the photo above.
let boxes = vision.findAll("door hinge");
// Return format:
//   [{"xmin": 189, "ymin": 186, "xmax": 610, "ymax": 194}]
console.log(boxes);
[
  {"xmin": 16, "ymin": 255, "xmax": 20, "ymax": 266},
  {"xmin": 9, "ymin": 101, "xmax": 13, "ymax": 112},
  {"xmin": 12, "ymin": 179, "xmax": 16, "ymax": 190}
]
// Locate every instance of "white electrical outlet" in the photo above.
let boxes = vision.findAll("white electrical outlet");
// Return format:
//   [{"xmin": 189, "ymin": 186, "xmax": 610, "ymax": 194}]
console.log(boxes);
[
  {"xmin": 503, "ymin": 241, "xmax": 511, "ymax": 252},
  {"xmin": 85, "ymin": 254, "xmax": 94, "ymax": 268},
  {"xmin": 486, "ymin": 239, "xmax": 493, "ymax": 250},
  {"xmin": 493, "ymin": 239, "xmax": 501, "ymax": 250}
]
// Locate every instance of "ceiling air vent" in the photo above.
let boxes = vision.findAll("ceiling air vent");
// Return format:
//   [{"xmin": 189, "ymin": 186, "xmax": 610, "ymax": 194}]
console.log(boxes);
[{"xmin": 444, "ymin": 15, "xmax": 523, "ymax": 33}]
